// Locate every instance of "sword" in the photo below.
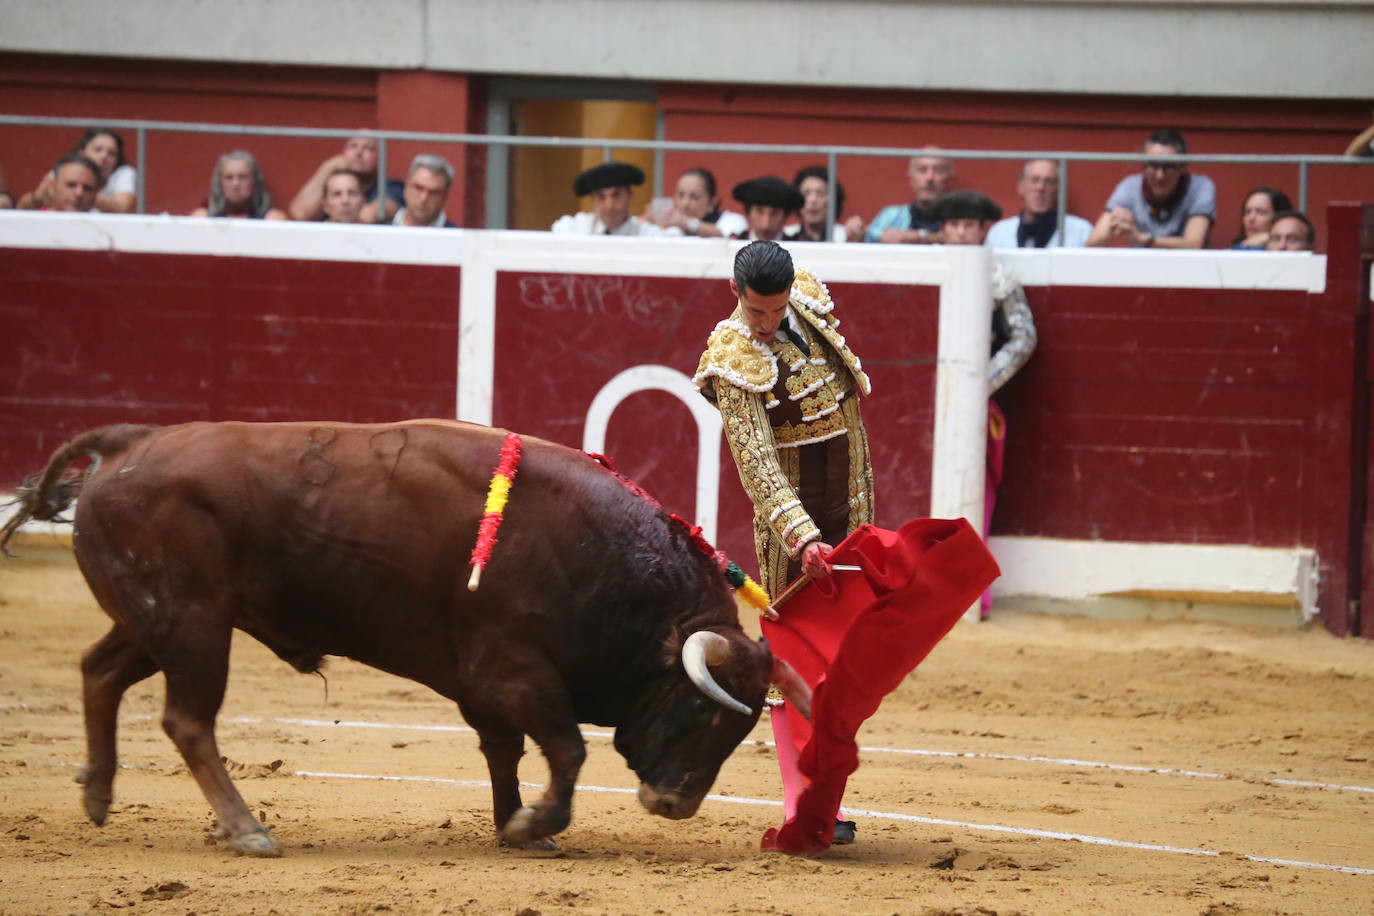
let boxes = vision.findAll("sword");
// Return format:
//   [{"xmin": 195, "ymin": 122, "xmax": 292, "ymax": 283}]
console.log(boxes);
[{"xmin": 765, "ymin": 564, "xmax": 862, "ymax": 618}]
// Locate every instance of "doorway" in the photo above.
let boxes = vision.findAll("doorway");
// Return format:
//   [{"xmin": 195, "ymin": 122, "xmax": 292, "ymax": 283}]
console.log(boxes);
[{"xmin": 486, "ymin": 79, "xmax": 660, "ymax": 231}]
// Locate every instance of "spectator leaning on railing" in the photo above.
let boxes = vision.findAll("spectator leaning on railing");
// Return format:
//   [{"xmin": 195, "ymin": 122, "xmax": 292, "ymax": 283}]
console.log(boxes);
[
  {"xmin": 643, "ymin": 167, "xmax": 746, "ymax": 238},
  {"xmin": 864, "ymin": 148, "xmax": 954, "ymax": 244},
  {"xmin": 1345, "ymin": 107, "xmax": 1374, "ymax": 158},
  {"xmin": 289, "ymin": 136, "xmax": 404, "ymax": 223},
  {"xmin": 1087, "ymin": 128, "xmax": 1215, "ymax": 249},
  {"xmin": 21, "ymin": 154, "xmax": 101, "ymax": 213},
  {"xmin": 19, "ymin": 128, "xmax": 138, "ymax": 214}
]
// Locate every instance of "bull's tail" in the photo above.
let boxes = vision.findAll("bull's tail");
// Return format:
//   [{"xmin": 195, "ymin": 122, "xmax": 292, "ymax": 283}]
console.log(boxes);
[{"xmin": 0, "ymin": 424, "xmax": 157, "ymax": 555}]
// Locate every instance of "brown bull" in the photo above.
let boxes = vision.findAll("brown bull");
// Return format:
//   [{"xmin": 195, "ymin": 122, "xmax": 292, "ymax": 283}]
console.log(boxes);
[{"xmin": 3, "ymin": 421, "xmax": 807, "ymax": 856}]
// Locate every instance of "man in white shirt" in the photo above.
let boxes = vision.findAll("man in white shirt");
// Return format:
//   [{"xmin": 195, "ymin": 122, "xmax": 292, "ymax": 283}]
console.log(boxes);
[
  {"xmin": 729, "ymin": 176, "xmax": 803, "ymax": 242},
  {"xmin": 392, "ymin": 154, "xmax": 457, "ymax": 228},
  {"xmin": 984, "ymin": 159, "xmax": 1092, "ymax": 249},
  {"xmin": 551, "ymin": 162, "xmax": 663, "ymax": 236}
]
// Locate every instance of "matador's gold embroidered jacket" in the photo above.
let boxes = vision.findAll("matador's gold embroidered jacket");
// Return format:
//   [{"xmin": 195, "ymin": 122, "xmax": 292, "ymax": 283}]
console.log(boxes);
[{"xmin": 693, "ymin": 269, "xmax": 875, "ymax": 597}]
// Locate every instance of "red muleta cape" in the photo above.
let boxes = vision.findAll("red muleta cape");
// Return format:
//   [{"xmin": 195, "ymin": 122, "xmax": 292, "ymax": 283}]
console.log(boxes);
[{"xmin": 760, "ymin": 517, "xmax": 1000, "ymax": 853}]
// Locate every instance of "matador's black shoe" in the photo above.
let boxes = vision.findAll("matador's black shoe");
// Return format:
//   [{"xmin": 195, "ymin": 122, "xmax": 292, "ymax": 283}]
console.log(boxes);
[{"xmin": 832, "ymin": 819, "xmax": 857, "ymax": 845}]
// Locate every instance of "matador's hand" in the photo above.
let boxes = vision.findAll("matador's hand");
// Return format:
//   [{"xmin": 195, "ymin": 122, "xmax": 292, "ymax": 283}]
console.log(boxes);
[{"xmin": 802, "ymin": 541, "xmax": 834, "ymax": 579}]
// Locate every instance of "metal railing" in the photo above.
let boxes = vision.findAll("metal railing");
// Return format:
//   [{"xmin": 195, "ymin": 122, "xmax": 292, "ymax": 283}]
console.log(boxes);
[{"xmin": 3, "ymin": 113, "xmax": 1370, "ymax": 238}]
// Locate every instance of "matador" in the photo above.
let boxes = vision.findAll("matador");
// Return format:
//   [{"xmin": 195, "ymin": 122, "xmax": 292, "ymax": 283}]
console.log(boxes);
[{"xmin": 693, "ymin": 240, "xmax": 875, "ymax": 599}]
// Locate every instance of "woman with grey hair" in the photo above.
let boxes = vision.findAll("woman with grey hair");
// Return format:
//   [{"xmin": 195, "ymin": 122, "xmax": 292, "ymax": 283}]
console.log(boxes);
[{"xmin": 191, "ymin": 150, "xmax": 287, "ymax": 219}]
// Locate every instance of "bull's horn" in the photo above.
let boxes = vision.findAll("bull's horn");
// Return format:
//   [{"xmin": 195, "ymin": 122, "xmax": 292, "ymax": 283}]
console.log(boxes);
[
  {"xmin": 681, "ymin": 631, "xmax": 752, "ymax": 716},
  {"xmin": 769, "ymin": 657, "xmax": 813, "ymax": 721}
]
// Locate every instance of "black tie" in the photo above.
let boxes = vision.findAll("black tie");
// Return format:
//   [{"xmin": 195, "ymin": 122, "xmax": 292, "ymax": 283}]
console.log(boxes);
[{"xmin": 779, "ymin": 317, "xmax": 810, "ymax": 353}]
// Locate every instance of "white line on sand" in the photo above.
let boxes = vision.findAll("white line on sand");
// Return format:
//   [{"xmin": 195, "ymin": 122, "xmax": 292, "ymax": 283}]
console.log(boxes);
[
  {"xmin": 292, "ymin": 768, "xmax": 1374, "ymax": 877},
  {"xmin": 34, "ymin": 752, "xmax": 1372, "ymax": 876},
  {"xmin": 226, "ymin": 715, "xmax": 1374, "ymax": 795}
]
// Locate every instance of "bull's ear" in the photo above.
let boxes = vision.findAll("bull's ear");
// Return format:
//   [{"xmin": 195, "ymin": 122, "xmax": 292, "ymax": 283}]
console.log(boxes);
[{"xmin": 659, "ymin": 625, "xmax": 686, "ymax": 669}]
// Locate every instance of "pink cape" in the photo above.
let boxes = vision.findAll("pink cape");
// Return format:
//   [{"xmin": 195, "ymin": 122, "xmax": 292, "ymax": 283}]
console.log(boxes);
[{"xmin": 759, "ymin": 517, "xmax": 999, "ymax": 852}]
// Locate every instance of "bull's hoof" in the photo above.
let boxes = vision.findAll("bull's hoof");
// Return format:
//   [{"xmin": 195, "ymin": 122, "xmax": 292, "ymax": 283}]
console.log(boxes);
[
  {"xmin": 500, "ymin": 834, "xmax": 559, "ymax": 852},
  {"xmin": 82, "ymin": 789, "xmax": 111, "ymax": 827},
  {"xmin": 500, "ymin": 803, "xmax": 569, "ymax": 848},
  {"xmin": 228, "ymin": 828, "xmax": 283, "ymax": 858},
  {"xmin": 499, "ymin": 806, "xmax": 540, "ymax": 845},
  {"xmin": 73, "ymin": 766, "xmax": 89, "ymax": 786}
]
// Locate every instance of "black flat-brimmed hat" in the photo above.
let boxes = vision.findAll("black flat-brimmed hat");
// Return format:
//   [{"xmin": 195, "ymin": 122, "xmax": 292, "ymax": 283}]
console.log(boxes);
[
  {"xmin": 931, "ymin": 190, "xmax": 1003, "ymax": 223},
  {"xmin": 573, "ymin": 161, "xmax": 646, "ymax": 196},
  {"xmin": 731, "ymin": 176, "xmax": 804, "ymax": 212}
]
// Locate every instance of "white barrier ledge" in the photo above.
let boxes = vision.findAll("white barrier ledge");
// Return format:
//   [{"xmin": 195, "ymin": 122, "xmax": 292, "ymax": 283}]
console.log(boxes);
[
  {"xmin": 999, "ymin": 247, "xmax": 1326, "ymax": 294},
  {"xmin": 988, "ymin": 535, "xmax": 1319, "ymax": 622}
]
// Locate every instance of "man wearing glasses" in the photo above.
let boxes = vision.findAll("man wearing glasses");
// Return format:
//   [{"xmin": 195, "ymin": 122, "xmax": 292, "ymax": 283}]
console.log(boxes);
[{"xmin": 1087, "ymin": 128, "xmax": 1216, "ymax": 249}]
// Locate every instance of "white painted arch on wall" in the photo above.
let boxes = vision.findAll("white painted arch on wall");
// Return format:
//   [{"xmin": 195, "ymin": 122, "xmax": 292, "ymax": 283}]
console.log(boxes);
[{"xmin": 582, "ymin": 364, "xmax": 724, "ymax": 544}]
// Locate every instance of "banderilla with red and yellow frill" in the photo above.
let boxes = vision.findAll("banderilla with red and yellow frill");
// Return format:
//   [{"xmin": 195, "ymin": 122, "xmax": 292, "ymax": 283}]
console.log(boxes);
[
  {"xmin": 467, "ymin": 431, "xmax": 523, "ymax": 591},
  {"xmin": 467, "ymin": 433, "xmax": 774, "ymax": 617}
]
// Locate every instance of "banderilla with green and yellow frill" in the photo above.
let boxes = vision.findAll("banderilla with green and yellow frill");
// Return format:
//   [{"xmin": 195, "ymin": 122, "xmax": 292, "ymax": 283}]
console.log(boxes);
[{"xmin": 467, "ymin": 431, "xmax": 523, "ymax": 591}]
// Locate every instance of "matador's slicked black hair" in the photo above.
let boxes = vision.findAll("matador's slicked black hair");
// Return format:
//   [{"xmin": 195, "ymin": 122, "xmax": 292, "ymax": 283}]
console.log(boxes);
[{"xmin": 733, "ymin": 240, "xmax": 794, "ymax": 297}]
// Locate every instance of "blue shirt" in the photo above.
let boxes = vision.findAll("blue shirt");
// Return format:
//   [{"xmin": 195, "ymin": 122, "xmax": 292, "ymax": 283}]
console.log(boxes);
[
  {"xmin": 864, "ymin": 202, "xmax": 941, "ymax": 243},
  {"xmin": 1103, "ymin": 173, "xmax": 1216, "ymax": 243}
]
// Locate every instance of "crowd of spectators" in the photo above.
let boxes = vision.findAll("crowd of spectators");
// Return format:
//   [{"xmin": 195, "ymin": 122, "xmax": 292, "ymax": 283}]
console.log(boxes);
[
  {"xmin": 2, "ymin": 123, "xmax": 1346, "ymax": 253},
  {"xmin": 553, "ymin": 127, "xmax": 1316, "ymax": 252}
]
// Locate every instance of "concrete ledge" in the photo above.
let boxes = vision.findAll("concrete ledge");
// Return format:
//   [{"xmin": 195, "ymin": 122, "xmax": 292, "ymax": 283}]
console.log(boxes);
[
  {"xmin": 994, "ymin": 594, "xmax": 1307, "ymax": 630},
  {"xmin": 988, "ymin": 535, "xmax": 1319, "ymax": 625}
]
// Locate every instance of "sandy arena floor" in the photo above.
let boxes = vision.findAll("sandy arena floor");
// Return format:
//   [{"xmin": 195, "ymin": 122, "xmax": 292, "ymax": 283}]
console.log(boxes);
[{"xmin": 1, "ymin": 545, "xmax": 1372, "ymax": 915}]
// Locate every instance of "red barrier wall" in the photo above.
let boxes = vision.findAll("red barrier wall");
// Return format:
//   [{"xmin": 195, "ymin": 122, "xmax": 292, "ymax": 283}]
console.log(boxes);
[
  {"xmin": 994, "ymin": 285, "xmax": 1325, "ymax": 545},
  {"xmin": 986, "ymin": 204, "xmax": 1373, "ymax": 635},
  {"xmin": 1, "ymin": 216, "xmax": 1366, "ymax": 634},
  {"xmin": 991, "ymin": 283, "xmax": 1358, "ymax": 633},
  {"xmin": 0, "ymin": 248, "xmax": 461, "ymax": 478}
]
